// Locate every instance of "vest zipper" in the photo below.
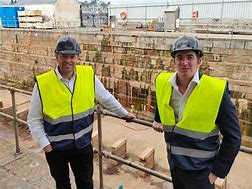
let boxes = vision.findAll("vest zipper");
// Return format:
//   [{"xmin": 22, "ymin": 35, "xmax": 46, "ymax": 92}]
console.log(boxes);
[
  {"xmin": 61, "ymin": 75, "xmax": 76, "ymax": 146},
  {"xmin": 71, "ymin": 77, "xmax": 77, "ymax": 146}
]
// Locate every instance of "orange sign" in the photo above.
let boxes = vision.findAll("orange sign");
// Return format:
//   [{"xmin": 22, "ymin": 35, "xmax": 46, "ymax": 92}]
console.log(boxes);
[
  {"xmin": 120, "ymin": 11, "xmax": 127, "ymax": 19},
  {"xmin": 192, "ymin": 11, "xmax": 198, "ymax": 19}
]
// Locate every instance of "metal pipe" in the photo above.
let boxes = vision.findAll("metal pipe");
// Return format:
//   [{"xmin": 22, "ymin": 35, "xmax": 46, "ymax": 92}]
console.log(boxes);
[
  {"xmin": 0, "ymin": 111, "xmax": 27, "ymax": 125},
  {"xmin": 0, "ymin": 84, "xmax": 32, "ymax": 96},
  {"xmin": 240, "ymin": 146, "xmax": 252, "ymax": 154},
  {"xmin": 101, "ymin": 110, "xmax": 252, "ymax": 155},
  {"xmin": 102, "ymin": 110, "xmax": 152, "ymax": 127},
  {"xmin": 99, "ymin": 150, "xmax": 172, "ymax": 182},
  {"xmin": 96, "ymin": 104, "xmax": 104, "ymax": 189},
  {"xmin": 10, "ymin": 89, "xmax": 21, "ymax": 154}
]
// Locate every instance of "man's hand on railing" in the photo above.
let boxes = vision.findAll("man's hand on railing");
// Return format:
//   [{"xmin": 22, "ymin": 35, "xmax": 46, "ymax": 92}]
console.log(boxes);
[
  {"xmin": 152, "ymin": 121, "xmax": 164, "ymax": 133},
  {"xmin": 124, "ymin": 113, "xmax": 136, "ymax": 122}
]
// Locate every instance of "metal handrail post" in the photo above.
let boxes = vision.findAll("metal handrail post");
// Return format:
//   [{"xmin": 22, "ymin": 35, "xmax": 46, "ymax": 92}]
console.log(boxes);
[
  {"xmin": 10, "ymin": 89, "xmax": 21, "ymax": 154},
  {"xmin": 97, "ymin": 104, "xmax": 104, "ymax": 189}
]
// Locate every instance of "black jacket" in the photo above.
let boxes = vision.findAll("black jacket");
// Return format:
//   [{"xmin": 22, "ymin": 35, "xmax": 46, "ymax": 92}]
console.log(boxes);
[{"xmin": 154, "ymin": 72, "xmax": 241, "ymax": 178}]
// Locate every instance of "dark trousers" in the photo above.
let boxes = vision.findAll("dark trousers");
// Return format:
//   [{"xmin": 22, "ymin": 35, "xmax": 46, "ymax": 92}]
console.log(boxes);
[
  {"xmin": 45, "ymin": 144, "xmax": 93, "ymax": 189},
  {"xmin": 170, "ymin": 167, "xmax": 215, "ymax": 189}
]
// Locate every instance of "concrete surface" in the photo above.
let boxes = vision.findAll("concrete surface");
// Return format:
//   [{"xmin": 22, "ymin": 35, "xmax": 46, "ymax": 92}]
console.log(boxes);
[
  {"xmin": 0, "ymin": 115, "xmax": 251, "ymax": 189},
  {"xmin": 0, "ymin": 138, "xmax": 52, "ymax": 189},
  {"xmin": 0, "ymin": 137, "xmax": 113, "ymax": 189}
]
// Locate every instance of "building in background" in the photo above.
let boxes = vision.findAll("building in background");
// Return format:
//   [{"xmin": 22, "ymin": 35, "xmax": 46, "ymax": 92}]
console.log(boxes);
[
  {"xmin": 80, "ymin": 0, "xmax": 109, "ymax": 27},
  {"xmin": 0, "ymin": 0, "xmax": 17, "ymax": 5},
  {"xmin": 108, "ymin": 0, "xmax": 252, "ymax": 32},
  {"xmin": 14, "ymin": 0, "xmax": 80, "ymax": 29}
]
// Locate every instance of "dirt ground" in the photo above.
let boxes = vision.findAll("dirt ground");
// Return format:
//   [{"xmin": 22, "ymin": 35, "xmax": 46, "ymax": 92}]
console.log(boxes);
[{"xmin": 0, "ymin": 115, "xmax": 251, "ymax": 189}]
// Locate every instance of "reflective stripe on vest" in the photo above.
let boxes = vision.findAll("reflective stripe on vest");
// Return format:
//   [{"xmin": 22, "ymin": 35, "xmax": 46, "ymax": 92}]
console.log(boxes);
[
  {"xmin": 163, "ymin": 124, "xmax": 219, "ymax": 138},
  {"xmin": 47, "ymin": 123, "xmax": 93, "ymax": 142},
  {"xmin": 44, "ymin": 108, "xmax": 94, "ymax": 125},
  {"xmin": 36, "ymin": 65, "xmax": 95, "ymax": 150},
  {"xmin": 156, "ymin": 72, "xmax": 226, "ymax": 170},
  {"xmin": 167, "ymin": 145, "xmax": 218, "ymax": 159}
]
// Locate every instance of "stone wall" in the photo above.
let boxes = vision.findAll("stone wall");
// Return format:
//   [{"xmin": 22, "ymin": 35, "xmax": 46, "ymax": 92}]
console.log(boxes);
[{"xmin": 0, "ymin": 29, "xmax": 251, "ymax": 146}]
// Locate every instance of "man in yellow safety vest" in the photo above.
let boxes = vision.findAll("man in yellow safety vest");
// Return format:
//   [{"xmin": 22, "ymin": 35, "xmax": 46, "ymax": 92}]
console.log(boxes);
[
  {"xmin": 153, "ymin": 35, "xmax": 241, "ymax": 189},
  {"xmin": 27, "ymin": 35, "xmax": 135, "ymax": 189}
]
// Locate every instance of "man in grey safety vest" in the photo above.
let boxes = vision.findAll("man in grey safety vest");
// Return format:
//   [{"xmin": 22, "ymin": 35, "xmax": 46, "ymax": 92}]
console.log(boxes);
[{"xmin": 153, "ymin": 35, "xmax": 241, "ymax": 189}]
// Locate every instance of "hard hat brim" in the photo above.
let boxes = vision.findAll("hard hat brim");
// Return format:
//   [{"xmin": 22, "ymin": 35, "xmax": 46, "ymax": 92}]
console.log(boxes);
[
  {"xmin": 171, "ymin": 49, "xmax": 203, "ymax": 58},
  {"xmin": 57, "ymin": 50, "xmax": 80, "ymax": 55}
]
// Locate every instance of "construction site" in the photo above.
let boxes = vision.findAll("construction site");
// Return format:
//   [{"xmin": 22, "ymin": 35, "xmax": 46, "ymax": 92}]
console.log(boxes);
[{"xmin": 0, "ymin": 0, "xmax": 252, "ymax": 189}]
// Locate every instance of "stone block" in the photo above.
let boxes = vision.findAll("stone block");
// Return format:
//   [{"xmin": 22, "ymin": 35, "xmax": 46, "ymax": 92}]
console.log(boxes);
[
  {"xmin": 230, "ymin": 40, "xmax": 246, "ymax": 49},
  {"xmin": 245, "ymin": 41, "xmax": 252, "ymax": 50},
  {"xmin": 117, "ymin": 36, "xmax": 134, "ymax": 43},
  {"xmin": 137, "ymin": 147, "xmax": 155, "ymax": 177},
  {"xmin": 240, "ymin": 122, "xmax": 250, "ymax": 136},
  {"xmin": 215, "ymin": 177, "xmax": 227, "ymax": 189},
  {"xmin": 212, "ymin": 40, "xmax": 230, "ymax": 49},
  {"xmin": 110, "ymin": 138, "xmax": 127, "ymax": 166},
  {"xmin": 213, "ymin": 54, "xmax": 222, "ymax": 62},
  {"xmin": 247, "ymin": 93, "xmax": 252, "ymax": 101},
  {"xmin": 202, "ymin": 39, "xmax": 213, "ymax": 48},
  {"xmin": 241, "ymin": 135, "xmax": 252, "ymax": 147}
]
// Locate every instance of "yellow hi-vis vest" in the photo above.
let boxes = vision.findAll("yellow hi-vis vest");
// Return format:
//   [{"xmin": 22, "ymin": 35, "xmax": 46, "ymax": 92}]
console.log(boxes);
[
  {"xmin": 156, "ymin": 72, "xmax": 226, "ymax": 170},
  {"xmin": 156, "ymin": 72, "xmax": 226, "ymax": 134},
  {"xmin": 36, "ymin": 65, "xmax": 95, "ymax": 150}
]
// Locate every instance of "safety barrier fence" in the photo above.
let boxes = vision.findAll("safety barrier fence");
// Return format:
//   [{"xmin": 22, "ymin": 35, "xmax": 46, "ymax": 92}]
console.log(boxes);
[{"xmin": 0, "ymin": 84, "xmax": 252, "ymax": 188}]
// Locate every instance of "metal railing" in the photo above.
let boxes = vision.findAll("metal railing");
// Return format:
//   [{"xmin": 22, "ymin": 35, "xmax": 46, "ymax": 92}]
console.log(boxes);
[
  {"xmin": 0, "ymin": 84, "xmax": 32, "ymax": 154},
  {"xmin": 0, "ymin": 84, "xmax": 252, "ymax": 189},
  {"xmin": 0, "ymin": 84, "xmax": 172, "ymax": 187},
  {"xmin": 96, "ymin": 105, "xmax": 172, "ymax": 189}
]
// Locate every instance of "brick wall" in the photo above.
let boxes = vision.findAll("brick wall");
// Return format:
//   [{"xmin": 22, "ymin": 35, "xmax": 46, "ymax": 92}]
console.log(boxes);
[{"xmin": 0, "ymin": 29, "xmax": 251, "ymax": 146}]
